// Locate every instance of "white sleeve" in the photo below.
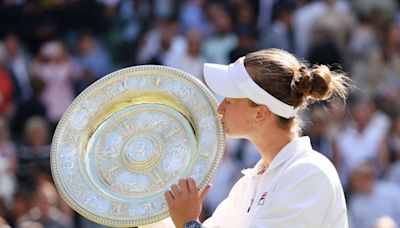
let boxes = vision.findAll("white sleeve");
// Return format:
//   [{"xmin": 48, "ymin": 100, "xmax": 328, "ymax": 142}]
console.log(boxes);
[
  {"xmin": 249, "ymin": 165, "xmax": 348, "ymax": 228},
  {"xmin": 203, "ymin": 177, "xmax": 247, "ymax": 228}
]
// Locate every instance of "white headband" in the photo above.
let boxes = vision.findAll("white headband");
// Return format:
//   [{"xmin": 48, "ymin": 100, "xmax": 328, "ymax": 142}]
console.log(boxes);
[{"xmin": 203, "ymin": 57, "xmax": 298, "ymax": 119}]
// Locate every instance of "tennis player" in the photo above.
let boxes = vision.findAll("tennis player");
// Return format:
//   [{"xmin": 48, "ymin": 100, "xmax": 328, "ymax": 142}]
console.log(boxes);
[{"xmin": 164, "ymin": 48, "xmax": 349, "ymax": 228}]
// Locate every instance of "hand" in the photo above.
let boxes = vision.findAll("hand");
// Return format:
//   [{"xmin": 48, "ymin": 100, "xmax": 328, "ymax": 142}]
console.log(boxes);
[{"xmin": 164, "ymin": 178, "xmax": 212, "ymax": 228}]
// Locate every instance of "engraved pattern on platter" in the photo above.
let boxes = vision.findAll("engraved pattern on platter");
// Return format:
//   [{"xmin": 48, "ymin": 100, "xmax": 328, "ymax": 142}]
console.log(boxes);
[{"xmin": 69, "ymin": 109, "xmax": 89, "ymax": 130}]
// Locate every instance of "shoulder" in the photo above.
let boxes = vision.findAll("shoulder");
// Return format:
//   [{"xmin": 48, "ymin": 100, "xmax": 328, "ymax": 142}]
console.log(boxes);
[{"xmin": 281, "ymin": 150, "xmax": 341, "ymax": 189}]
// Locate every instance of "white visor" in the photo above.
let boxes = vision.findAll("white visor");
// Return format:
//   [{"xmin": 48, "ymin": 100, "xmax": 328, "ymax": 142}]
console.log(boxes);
[{"xmin": 203, "ymin": 57, "xmax": 298, "ymax": 119}]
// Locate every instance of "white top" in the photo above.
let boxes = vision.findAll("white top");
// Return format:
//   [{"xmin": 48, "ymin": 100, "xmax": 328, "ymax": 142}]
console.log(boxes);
[
  {"xmin": 203, "ymin": 136, "xmax": 348, "ymax": 228},
  {"xmin": 335, "ymin": 111, "xmax": 390, "ymax": 188}
]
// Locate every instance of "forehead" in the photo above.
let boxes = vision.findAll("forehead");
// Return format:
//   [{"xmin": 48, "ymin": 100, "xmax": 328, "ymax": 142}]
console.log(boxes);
[{"xmin": 225, "ymin": 98, "xmax": 253, "ymax": 106}]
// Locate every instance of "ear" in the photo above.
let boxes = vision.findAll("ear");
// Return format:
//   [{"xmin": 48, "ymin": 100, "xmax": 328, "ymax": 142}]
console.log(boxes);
[{"xmin": 255, "ymin": 105, "xmax": 271, "ymax": 123}]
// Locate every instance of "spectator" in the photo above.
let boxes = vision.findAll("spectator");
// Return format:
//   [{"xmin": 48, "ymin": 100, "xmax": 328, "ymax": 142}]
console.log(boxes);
[
  {"xmin": 30, "ymin": 41, "xmax": 81, "ymax": 128},
  {"xmin": 136, "ymin": 16, "xmax": 187, "ymax": 68},
  {"xmin": 348, "ymin": 162, "xmax": 400, "ymax": 228},
  {"xmin": 333, "ymin": 94, "xmax": 391, "ymax": 189},
  {"xmin": 176, "ymin": 28, "xmax": 205, "ymax": 82},
  {"xmin": 17, "ymin": 181, "xmax": 72, "ymax": 228},
  {"xmin": 293, "ymin": 0, "xmax": 351, "ymax": 58},
  {"xmin": 17, "ymin": 116, "xmax": 51, "ymax": 181},
  {"xmin": 202, "ymin": 2, "xmax": 238, "ymax": 64},
  {"xmin": 11, "ymin": 77, "xmax": 47, "ymax": 140},
  {"xmin": 258, "ymin": 1, "xmax": 295, "ymax": 52},
  {"xmin": 73, "ymin": 31, "xmax": 113, "ymax": 92},
  {"xmin": 179, "ymin": 0, "xmax": 209, "ymax": 35},
  {"xmin": 3, "ymin": 33, "xmax": 32, "ymax": 102}
]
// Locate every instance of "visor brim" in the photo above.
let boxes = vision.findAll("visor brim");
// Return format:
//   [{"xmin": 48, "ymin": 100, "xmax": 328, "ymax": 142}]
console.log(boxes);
[{"xmin": 203, "ymin": 63, "xmax": 245, "ymax": 99}]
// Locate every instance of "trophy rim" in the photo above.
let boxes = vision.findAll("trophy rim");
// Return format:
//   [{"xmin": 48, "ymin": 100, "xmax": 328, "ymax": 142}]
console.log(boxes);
[{"xmin": 50, "ymin": 65, "xmax": 225, "ymax": 227}]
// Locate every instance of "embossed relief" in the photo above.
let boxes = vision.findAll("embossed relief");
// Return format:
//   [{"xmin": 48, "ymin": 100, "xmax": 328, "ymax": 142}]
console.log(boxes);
[
  {"xmin": 70, "ymin": 109, "xmax": 89, "ymax": 130},
  {"xmin": 51, "ymin": 66, "xmax": 223, "ymax": 227},
  {"xmin": 112, "ymin": 202, "xmax": 129, "ymax": 216},
  {"xmin": 83, "ymin": 191, "xmax": 111, "ymax": 213}
]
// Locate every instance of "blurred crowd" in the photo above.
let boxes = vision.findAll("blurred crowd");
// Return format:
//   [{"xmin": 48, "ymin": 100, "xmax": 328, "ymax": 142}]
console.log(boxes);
[{"xmin": 1, "ymin": 0, "xmax": 400, "ymax": 227}]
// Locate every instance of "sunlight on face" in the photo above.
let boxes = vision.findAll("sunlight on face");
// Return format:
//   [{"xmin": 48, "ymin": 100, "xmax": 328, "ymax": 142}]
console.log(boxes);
[{"xmin": 217, "ymin": 98, "xmax": 256, "ymax": 138}]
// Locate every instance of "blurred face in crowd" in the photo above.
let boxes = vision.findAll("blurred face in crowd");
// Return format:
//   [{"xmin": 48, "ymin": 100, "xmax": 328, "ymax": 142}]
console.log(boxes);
[
  {"xmin": 386, "ymin": 24, "xmax": 400, "ymax": 49},
  {"xmin": 309, "ymin": 108, "xmax": 328, "ymax": 136},
  {"xmin": 350, "ymin": 100, "xmax": 374, "ymax": 132},
  {"xmin": 76, "ymin": 34, "xmax": 95, "ymax": 55},
  {"xmin": 237, "ymin": 3, "xmax": 255, "ymax": 26},
  {"xmin": 207, "ymin": 4, "xmax": 232, "ymax": 35},
  {"xmin": 32, "ymin": 183, "xmax": 58, "ymax": 218},
  {"xmin": 159, "ymin": 20, "xmax": 179, "ymax": 41},
  {"xmin": 13, "ymin": 194, "xmax": 30, "ymax": 220},
  {"xmin": 350, "ymin": 172, "xmax": 375, "ymax": 194},
  {"xmin": 186, "ymin": 29, "xmax": 202, "ymax": 56},
  {"xmin": 38, "ymin": 41, "xmax": 67, "ymax": 64},
  {"xmin": 24, "ymin": 118, "xmax": 49, "ymax": 147},
  {"xmin": 350, "ymin": 164, "xmax": 375, "ymax": 194},
  {"xmin": 4, "ymin": 34, "xmax": 20, "ymax": 57}
]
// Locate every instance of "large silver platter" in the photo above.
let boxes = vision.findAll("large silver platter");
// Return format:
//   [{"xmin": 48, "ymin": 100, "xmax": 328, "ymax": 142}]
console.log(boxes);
[{"xmin": 50, "ymin": 65, "xmax": 224, "ymax": 227}]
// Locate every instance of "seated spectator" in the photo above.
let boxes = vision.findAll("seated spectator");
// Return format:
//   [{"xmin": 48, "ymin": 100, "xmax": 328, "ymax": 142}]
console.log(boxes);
[
  {"xmin": 348, "ymin": 162, "xmax": 400, "ymax": 228},
  {"xmin": 333, "ymin": 94, "xmax": 391, "ymax": 189},
  {"xmin": 73, "ymin": 31, "xmax": 113, "ymax": 92},
  {"xmin": 3, "ymin": 33, "xmax": 32, "ymax": 103},
  {"xmin": 17, "ymin": 181, "xmax": 71, "ymax": 228},
  {"xmin": 30, "ymin": 41, "xmax": 82, "ymax": 128},
  {"xmin": 7, "ymin": 188, "xmax": 33, "ymax": 228},
  {"xmin": 176, "ymin": 28, "xmax": 205, "ymax": 82},
  {"xmin": 17, "ymin": 117, "xmax": 51, "ymax": 181},
  {"xmin": 136, "ymin": 16, "xmax": 187, "ymax": 68},
  {"xmin": 11, "ymin": 76, "xmax": 47, "ymax": 140}
]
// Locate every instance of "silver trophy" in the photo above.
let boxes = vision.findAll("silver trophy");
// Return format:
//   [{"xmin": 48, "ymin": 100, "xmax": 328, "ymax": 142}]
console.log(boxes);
[{"xmin": 50, "ymin": 66, "xmax": 225, "ymax": 227}]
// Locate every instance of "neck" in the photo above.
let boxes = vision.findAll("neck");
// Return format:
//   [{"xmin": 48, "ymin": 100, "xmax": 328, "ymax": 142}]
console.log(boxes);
[{"xmin": 248, "ymin": 126, "xmax": 294, "ymax": 167}]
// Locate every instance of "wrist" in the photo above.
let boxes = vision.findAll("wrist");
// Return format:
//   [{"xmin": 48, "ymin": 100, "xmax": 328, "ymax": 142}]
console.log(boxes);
[{"xmin": 183, "ymin": 220, "xmax": 202, "ymax": 228}]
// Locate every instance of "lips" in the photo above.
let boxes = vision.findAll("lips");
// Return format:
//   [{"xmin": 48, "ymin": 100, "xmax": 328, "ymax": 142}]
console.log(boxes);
[{"xmin": 221, "ymin": 120, "xmax": 227, "ymax": 132}]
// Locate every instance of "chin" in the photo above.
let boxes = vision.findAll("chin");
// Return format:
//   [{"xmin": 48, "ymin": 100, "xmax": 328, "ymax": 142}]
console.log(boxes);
[{"xmin": 225, "ymin": 131, "xmax": 245, "ymax": 139}]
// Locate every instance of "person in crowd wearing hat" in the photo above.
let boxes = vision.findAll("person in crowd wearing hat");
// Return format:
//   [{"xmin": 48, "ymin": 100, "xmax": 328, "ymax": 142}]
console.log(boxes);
[{"xmin": 164, "ymin": 48, "xmax": 350, "ymax": 228}]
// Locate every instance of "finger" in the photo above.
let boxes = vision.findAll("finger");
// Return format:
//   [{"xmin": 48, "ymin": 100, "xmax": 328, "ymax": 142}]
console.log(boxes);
[
  {"xmin": 164, "ymin": 191, "xmax": 174, "ymax": 206},
  {"xmin": 187, "ymin": 178, "xmax": 197, "ymax": 193},
  {"xmin": 170, "ymin": 184, "xmax": 181, "ymax": 198},
  {"xmin": 179, "ymin": 179, "xmax": 189, "ymax": 195},
  {"xmin": 199, "ymin": 183, "xmax": 212, "ymax": 203}
]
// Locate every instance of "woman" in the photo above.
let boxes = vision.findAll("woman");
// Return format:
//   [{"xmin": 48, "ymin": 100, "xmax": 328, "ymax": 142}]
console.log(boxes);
[{"xmin": 164, "ymin": 49, "xmax": 349, "ymax": 228}]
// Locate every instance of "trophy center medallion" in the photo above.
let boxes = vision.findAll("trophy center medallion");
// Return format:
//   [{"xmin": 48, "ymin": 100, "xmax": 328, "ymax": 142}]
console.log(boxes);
[{"xmin": 126, "ymin": 137, "xmax": 155, "ymax": 162}]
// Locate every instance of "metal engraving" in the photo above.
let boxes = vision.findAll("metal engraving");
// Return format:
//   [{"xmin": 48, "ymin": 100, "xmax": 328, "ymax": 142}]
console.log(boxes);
[{"xmin": 51, "ymin": 65, "xmax": 224, "ymax": 227}]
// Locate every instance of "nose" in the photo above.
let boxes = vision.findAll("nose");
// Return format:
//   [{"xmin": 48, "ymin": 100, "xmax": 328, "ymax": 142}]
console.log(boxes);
[{"xmin": 217, "ymin": 98, "xmax": 227, "ymax": 115}]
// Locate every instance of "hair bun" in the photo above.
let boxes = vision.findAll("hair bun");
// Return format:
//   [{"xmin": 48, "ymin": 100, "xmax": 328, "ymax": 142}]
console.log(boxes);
[{"xmin": 298, "ymin": 65, "xmax": 332, "ymax": 100}]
